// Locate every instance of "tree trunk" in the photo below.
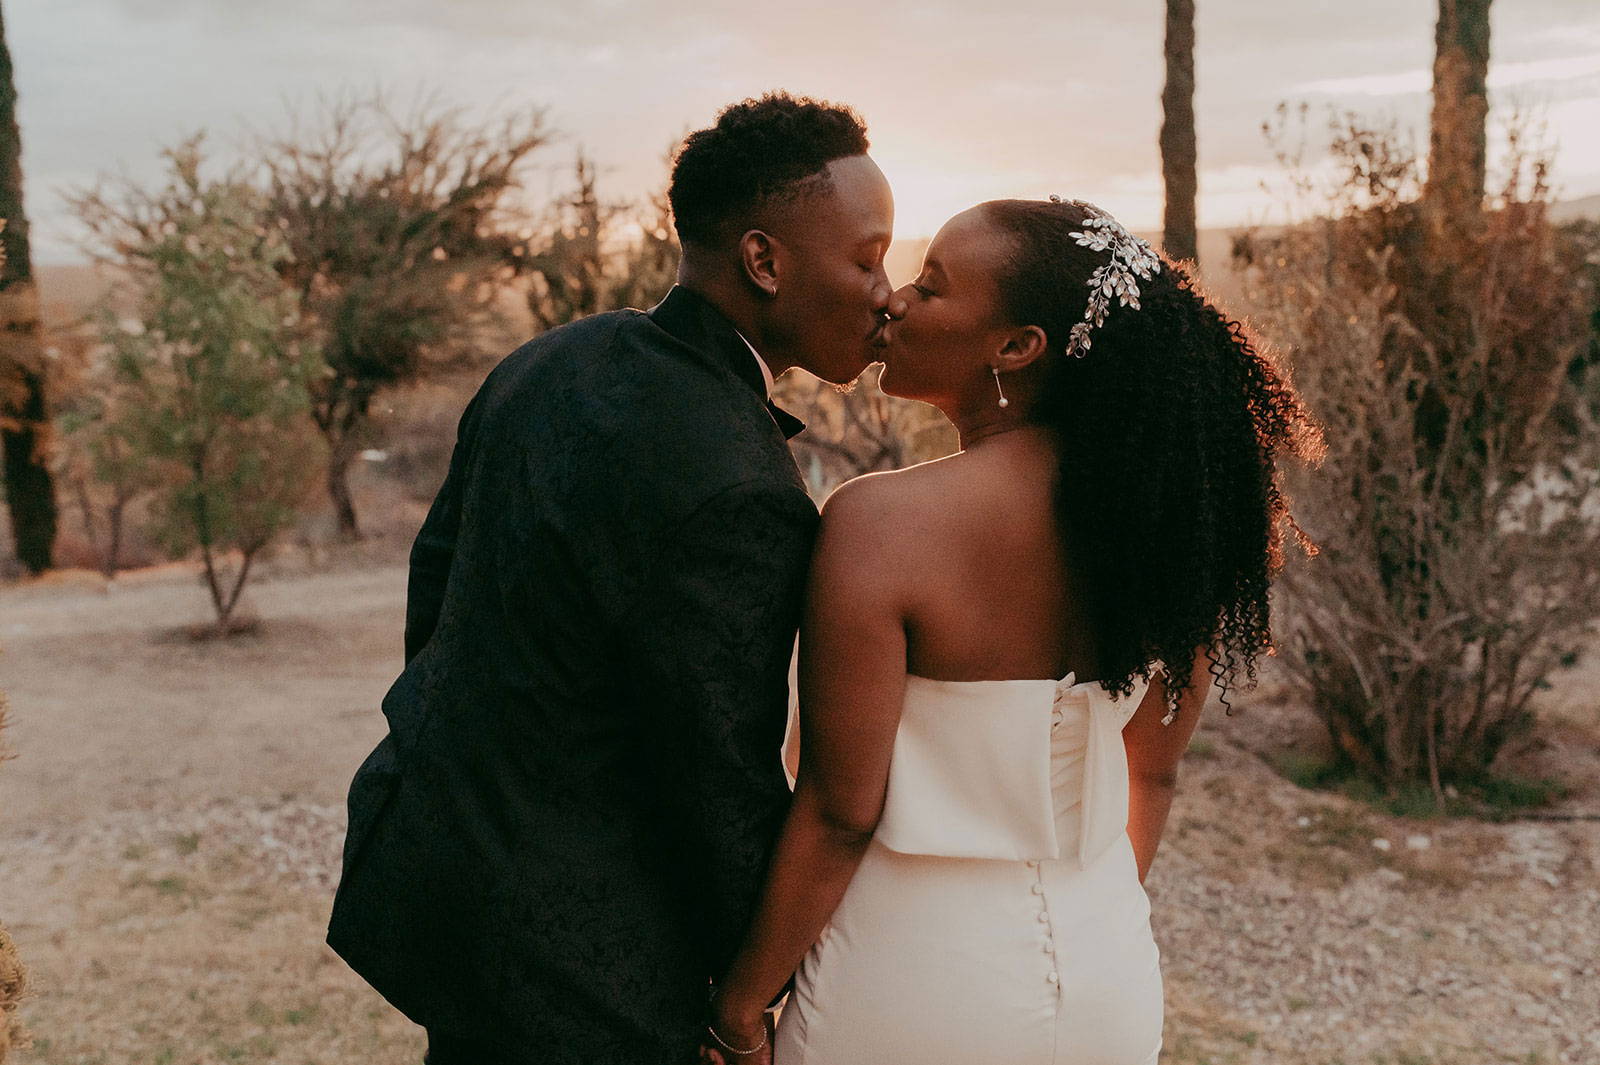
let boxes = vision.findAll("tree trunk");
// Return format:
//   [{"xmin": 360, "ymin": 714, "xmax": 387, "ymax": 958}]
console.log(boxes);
[
  {"xmin": 1159, "ymin": 0, "xmax": 1199, "ymax": 266},
  {"xmin": 0, "ymin": 5, "xmax": 56, "ymax": 574},
  {"xmin": 199, "ymin": 541, "xmax": 257, "ymax": 637},
  {"xmin": 105, "ymin": 493, "xmax": 125, "ymax": 578},
  {"xmin": 326, "ymin": 433, "xmax": 361, "ymax": 542},
  {"xmin": 1424, "ymin": 0, "xmax": 1493, "ymax": 213},
  {"xmin": 0, "ymin": 364, "xmax": 53, "ymax": 573},
  {"xmin": 313, "ymin": 385, "xmax": 369, "ymax": 543},
  {"xmin": 71, "ymin": 473, "xmax": 100, "ymax": 557}
]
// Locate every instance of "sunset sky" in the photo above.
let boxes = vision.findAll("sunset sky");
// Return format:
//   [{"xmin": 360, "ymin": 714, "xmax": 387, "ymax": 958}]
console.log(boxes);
[{"xmin": 11, "ymin": 0, "xmax": 1600, "ymax": 264}]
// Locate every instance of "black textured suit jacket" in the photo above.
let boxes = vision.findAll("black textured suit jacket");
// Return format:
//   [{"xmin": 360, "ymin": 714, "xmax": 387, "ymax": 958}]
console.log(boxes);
[{"xmin": 325, "ymin": 286, "xmax": 818, "ymax": 1065}]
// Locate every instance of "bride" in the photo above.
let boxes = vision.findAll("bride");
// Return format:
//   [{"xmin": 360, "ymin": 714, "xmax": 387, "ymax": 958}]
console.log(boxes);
[{"xmin": 701, "ymin": 197, "xmax": 1321, "ymax": 1064}]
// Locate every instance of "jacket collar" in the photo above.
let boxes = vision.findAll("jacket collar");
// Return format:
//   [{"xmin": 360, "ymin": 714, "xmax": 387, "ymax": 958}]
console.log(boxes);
[{"xmin": 648, "ymin": 285, "xmax": 806, "ymax": 440}]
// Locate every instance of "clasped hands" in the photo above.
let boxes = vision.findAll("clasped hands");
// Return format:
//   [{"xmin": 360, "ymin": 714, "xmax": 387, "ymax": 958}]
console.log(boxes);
[{"xmin": 699, "ymin": 987, "xmax": 775, "ymax": 1065}]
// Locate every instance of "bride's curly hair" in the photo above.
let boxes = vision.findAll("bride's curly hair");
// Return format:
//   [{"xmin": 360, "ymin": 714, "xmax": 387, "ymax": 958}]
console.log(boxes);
[{"xmin": 984, "ymin": 199, "xmax": 1323, "ymax": 716}]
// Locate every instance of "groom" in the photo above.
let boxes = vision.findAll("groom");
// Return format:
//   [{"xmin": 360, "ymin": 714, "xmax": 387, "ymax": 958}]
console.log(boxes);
[{"xmin": 326, "ymin": 93, "xmax": 896, "ymax": 1065}]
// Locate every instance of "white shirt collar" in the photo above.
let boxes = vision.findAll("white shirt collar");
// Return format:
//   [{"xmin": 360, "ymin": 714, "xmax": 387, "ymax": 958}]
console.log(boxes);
[{"xmin": 734, "ymin": 329, "xmax": 775, "ymax": 397}]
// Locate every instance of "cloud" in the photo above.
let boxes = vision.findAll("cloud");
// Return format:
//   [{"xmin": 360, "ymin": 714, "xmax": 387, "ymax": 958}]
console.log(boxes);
[{"xmin": 1293, "ymin": 52, "xmax": 1600, "ymax": 98}]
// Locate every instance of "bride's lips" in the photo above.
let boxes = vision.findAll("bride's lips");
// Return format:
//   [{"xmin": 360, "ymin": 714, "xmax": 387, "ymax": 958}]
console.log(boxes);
[{"xmin": 869, "ymin": 318, "xmax": 894, "ymax": 350}]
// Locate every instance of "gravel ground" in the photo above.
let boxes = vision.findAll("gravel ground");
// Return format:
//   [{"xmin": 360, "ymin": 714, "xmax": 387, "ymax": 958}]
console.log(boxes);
[
  {"xmin": 2, "ymin": 562, "xmax": 1598, "ymax": 1065},
  {"xmin": 1149, "ymin": 731, "xmax": 1600, "ymax": 1065},
  {"xmin": 7, "ymin": 732, "xmax": 1595, "ymax": 1065}
]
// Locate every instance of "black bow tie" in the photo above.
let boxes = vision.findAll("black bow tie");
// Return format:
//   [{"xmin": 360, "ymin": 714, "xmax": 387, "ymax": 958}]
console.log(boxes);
[{"xmin": 766, "ymin": 401, "xmax": 806, "ymax": 440}]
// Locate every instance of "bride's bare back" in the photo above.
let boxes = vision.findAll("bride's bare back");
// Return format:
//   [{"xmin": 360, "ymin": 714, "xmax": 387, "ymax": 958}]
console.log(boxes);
[{"xmin": 860, "ymin": 428, "xmax": 1107, "ymax": 684}]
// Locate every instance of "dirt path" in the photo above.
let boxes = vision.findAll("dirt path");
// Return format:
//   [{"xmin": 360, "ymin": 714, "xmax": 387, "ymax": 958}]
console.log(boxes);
[
  {"xmin": 1, "ymin": 565, "xmax": 406, "ymax": 827},
  {"xmin": 1, "ymin": 563, "xmax": 1598, "ymax": 1064},
  {"xmin": 1, "ymin": 563, "xmax": 425, "ymax": 1064}
]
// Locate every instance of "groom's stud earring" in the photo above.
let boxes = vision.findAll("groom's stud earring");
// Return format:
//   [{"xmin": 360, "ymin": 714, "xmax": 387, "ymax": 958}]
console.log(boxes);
[{"xmin": 992, "ymin": 367, "xmax": 1010, "ymax": 408}]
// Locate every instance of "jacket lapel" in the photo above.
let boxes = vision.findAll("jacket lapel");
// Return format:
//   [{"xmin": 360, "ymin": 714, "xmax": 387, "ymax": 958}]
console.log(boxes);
[{"xmin": 649, "ymin": 286, "xmax": 806, "ymax": 440}]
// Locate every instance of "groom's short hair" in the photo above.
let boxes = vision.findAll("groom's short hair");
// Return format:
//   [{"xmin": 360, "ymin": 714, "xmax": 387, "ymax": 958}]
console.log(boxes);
[{"xmin": 669, "ymin": 92, "xmax": 870, "ymax": 249}]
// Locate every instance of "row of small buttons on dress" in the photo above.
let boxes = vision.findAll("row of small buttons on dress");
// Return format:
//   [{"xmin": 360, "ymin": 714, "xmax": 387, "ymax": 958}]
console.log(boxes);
[
  {"xmin": 1034, "ymin": 697, "xmax": 1067, "ymax": 989},
  {"xmin": 1025, "ymin": 858, "xmax": 1060, "ymax": 990}
]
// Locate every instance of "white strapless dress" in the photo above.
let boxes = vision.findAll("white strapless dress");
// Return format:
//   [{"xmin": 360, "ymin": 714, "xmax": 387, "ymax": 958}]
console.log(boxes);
[{"xmin": 774, "ymin": 672, "xmax": 1163, "ymax": 1065}]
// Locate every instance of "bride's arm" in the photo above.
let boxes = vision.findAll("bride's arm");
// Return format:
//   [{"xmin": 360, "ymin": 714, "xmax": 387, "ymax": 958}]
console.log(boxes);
[
  {"xmin": 1123, "ymin": 648, "xmax": 1211, "ymax": 882},
  {"xmin": 708, "ymin": 481, "xmax": 908, "ymax": 1047}
]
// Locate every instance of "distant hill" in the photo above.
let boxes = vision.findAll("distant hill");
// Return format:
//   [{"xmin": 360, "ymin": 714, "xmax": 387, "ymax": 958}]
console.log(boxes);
[
  {"xmin": 886, "ymin": 227, "xmax": 1245, "ymax": 299},
  {"xmin": 1552, "ymin": 194, "xmax": 1600, "ymax": 223},
  {"xmin": 38, "ymin": 192, "xmax": 1600, "ymax": 328},
  {"xmin": 35, "ymin": 263, "xmax": 115, "ymax": 329},
  {"xmin": 889, "ymin": 192, "xmax": 1600, "ymax": 310}
]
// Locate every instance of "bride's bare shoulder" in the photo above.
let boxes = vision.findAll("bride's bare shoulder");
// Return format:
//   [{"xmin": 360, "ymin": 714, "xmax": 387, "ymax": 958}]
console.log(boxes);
[{"xmin": 816, "ymin": 454, "xmax": 968, "ymax": 542}]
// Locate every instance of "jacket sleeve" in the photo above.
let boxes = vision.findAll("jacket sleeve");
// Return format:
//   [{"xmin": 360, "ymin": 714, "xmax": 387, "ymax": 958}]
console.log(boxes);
[
  {"xmin": 621, "ymin": 479, "xmax": 819, "ymax": 977},
  {"xmin": 403, "ymin": 393, "xmax": 481, "ymax": 665}
]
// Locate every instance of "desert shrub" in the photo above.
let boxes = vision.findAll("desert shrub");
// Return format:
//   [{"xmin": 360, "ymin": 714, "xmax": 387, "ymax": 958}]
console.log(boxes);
[
  {"xmin": 52, "ymin": 329, "xmax": 160, "ymax": 577},
  {"xmin": 1234, "ymin": 110, "xmax": 1599, "ymax": 795},
  {"xmin": 72, "ymin": 96, "xmax": 551, "ymax": 544},
  {"xmin": 525, "ymin": 151, "xmax": 681, "ymax": 331},
  {"xmin": 0, "ymin": 685, "xmax": 28, "ymax": 1061},
  {"xmin": 0, "ymin": 922, "xmax": 22, "ymax": 1062},
  {"xmin": 256, "ymin": 95, "xmax": 549, "ymax": 541},
  {"xmin": 1558, "ymin": 216, "xmax": 1600, "ymax": 423}
]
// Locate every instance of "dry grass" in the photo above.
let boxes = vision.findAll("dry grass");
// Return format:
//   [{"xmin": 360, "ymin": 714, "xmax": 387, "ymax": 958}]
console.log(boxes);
[
  {"xmin": 1, "ymin": 556, "xmax": 425, "ymax": 1065},
  {"xmin": 1, "ymin": 684, "xmax": 31, "ymax": 1063},
  {"xmin": 0, "ymin": 923, "xmax": 26, "ymax": 1063}
]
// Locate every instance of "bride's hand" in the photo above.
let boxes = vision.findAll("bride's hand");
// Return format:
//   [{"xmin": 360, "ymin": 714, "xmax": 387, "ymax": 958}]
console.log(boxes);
[
  {"xmin": 703, "ymin": 991, "xmax": 774, "ymax": 1065},
  {"xmin": 699, "ymin": 1021, "xmax": 774, "ymax": 1065}
]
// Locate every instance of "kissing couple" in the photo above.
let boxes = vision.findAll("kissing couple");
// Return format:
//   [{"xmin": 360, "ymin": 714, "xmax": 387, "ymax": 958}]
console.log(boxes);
[{"xmin": 326, "ymin": 91, "xmax": 1317, "ymax": 1065}]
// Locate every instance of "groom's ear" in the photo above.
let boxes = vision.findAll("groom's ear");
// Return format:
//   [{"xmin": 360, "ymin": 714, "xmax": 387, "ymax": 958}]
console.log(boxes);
[
  {"xmin": 996, "ymin": 324, "xmax": 1049, "ymax": 372},
  {"xmin": 738, "ymin": 229, "xmax": 781, "ymax": 298}
]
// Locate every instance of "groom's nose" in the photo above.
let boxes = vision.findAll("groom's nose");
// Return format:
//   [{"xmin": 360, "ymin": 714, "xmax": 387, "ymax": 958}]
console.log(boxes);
[{"xmin": 870, "ymin": 273, "xmax": 897, "ymax": 311}]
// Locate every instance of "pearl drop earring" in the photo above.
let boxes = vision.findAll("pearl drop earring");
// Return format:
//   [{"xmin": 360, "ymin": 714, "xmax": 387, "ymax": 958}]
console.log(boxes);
[{"xmin": 992, "ymin": 367, "xmax": 1010, "ymax": 408}]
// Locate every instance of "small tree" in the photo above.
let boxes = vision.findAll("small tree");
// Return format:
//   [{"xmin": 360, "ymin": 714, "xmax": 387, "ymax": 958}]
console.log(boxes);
[
  {"xmin": 91, "ymin": 144, "xmax": 324, "ymax": 634},
  {"xmin": 258, "ymin": 95, "xmax": 550, "ymax": 539},
  {"xmin": 1236, "ymin": 112, "xmax": 1598, "ymax": 797}
]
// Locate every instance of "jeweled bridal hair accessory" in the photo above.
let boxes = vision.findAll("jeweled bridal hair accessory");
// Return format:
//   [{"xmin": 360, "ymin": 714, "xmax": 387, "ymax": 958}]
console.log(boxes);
[{"xmin": 1047, "ymin": 194, "xmax": 1163, "ymax": 359}]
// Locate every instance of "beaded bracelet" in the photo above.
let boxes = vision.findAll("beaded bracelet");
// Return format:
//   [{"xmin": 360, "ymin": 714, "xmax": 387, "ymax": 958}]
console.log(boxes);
[{"xmin": 706, "ymin": 1021, "xmax": 767, "ymax": 1057}]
